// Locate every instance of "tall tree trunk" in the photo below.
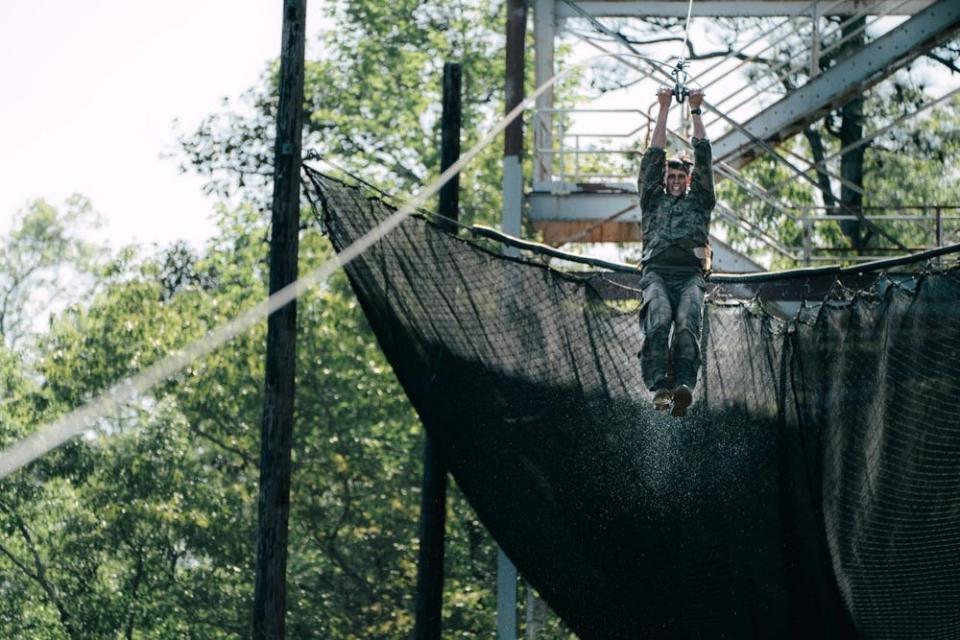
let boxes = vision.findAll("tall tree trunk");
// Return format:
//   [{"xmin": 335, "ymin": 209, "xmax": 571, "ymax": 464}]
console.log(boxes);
[
  {"xmin": 803, "ymin": 126, "xmax": 836, "ymax": 211},
  {"xmin": 838, "ymin": 17, "xmax": 867, "ymax": 251}
]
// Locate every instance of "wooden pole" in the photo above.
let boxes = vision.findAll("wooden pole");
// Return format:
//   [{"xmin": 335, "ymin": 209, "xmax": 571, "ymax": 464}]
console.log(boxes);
[
  {"xmin": 504, "ymin": 0, "xmax": 526, "ymax": 161},
  {"xmin": 253, "ymin": 1, "xmax": 306, "ymax": 638},
  {"xmin": 412, "ymin": 434, "xmax": 449, "ymax": 640},
  {"xmin": 439, "ymin": 63, "xmax": 462, "ymax": 223},
  {"xmin": 412, "ymin": 62, "xmax": 460, "ymax": 640}
]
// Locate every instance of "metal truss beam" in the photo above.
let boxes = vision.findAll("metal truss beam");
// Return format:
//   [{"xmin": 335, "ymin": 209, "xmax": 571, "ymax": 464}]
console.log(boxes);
[
  {"xmin": 556, "ymin": 1, "xmax": 935, "ymax": 19},
  {"xmin": 712, "ymin": 0, "xmax": 960, "ymax": 169}
]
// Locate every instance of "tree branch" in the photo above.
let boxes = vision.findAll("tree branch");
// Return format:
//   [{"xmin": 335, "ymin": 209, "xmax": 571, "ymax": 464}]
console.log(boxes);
[
  {"xmin": 311, "ymin": 475, "xmax": 381, "ymax": 603},
  {"xmin": 0, "ymin": 511, "xmax": 74, "ymax": 635},
  {"xmin": 803, "ymin": 127, "xmax": 837, "ymax": 208},
  {"xmin": 927, "ymin": 52, "xmax": 960, "ymax": 75},
  {"xmin": 191, "ymin": 419, "xmax": 257, "ymax": 468}
]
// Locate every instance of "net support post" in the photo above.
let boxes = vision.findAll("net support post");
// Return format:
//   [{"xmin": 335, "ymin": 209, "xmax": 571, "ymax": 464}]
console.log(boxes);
[
  {"xmin": 413, "ymin": 435, "xmax": 449, "ymax": 640},
  {"xmin": 503, "ymin": 158, "xmax": 523, "ymax": 253},
  {"xmin": 412, "ymin": 62, "xmax": 461, "ymax": 640},
  {"xmin": 253, "ymin": 1, "xmax": 307, "ymax": 638},
  {"xmin": 936, "ymin": 206, "xmax": 943, "ymax": 247}
]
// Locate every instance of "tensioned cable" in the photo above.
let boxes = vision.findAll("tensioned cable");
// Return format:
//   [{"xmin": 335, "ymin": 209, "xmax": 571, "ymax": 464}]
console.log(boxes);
[
  {"xmin": 704, "ymin": 0, "xmax": 905, "ymax": 117},
  {"xmin": 707, "ymin": 102, "xmax": 909, "ymax": 250},
  {"xmin": 694, "ymin": 0, "xmax": 847, "ymax": 94},
  {"xmin": 679, "ymin": 0, "xmax": 695, "ymax": 60},
  {"xmin": 0, "ymin": 52, "xmax": 677, "ymax": 480},
  {"xmin": 703, "ymin": 0, "xmax": 913, "ymax": 129},
  {"xmin": 767, "ymin": 85, "xmax": 960, "ymax": 196}
]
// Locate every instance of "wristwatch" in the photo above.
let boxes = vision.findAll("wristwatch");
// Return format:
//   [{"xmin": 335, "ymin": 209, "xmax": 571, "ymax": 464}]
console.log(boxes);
[{"xmin": 690, "ymin": 108, "xmax": 702, "ymax": 115}]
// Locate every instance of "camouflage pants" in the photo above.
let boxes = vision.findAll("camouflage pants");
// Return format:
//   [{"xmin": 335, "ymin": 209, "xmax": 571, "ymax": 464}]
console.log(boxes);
[{"xmin": 638, "ymin": 269, "xmax": 706, "ymax": 391}]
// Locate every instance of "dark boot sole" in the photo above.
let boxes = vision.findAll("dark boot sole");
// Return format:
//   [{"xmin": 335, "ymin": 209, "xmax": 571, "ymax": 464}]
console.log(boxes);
[{"xmin": 671, "ymin": 387, "xmax": 692, "ymax": 418}]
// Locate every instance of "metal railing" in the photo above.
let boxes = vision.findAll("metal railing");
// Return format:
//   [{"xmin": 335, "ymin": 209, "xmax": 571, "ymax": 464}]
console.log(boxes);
[
  {"xmin": 533, "ymin": 107, "xmax": 647, "ymax": 190},
  {"xmin": 531, "ymin": 106, "xmax": 959, "ymax": 265},
  {"xmin": 790, "ymin": 205, "xmax": 960, "ymax": 263}
]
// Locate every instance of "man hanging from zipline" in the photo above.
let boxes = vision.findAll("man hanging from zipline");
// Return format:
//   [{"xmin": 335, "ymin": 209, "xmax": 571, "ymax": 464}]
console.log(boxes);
[{"xmin": 638, "ymin": 86, "xmax": 715, "ymax": 417}]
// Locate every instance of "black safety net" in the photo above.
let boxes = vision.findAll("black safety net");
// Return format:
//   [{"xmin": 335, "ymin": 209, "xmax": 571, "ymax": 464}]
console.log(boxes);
[{"xmin": 307, "ymin": 170, "xmax": 960, "ymax": 640}]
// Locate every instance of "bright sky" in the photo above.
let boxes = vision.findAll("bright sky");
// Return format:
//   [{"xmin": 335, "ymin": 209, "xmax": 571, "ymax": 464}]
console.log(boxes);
[
  {"xmin": 3, "ymin": 3, "xmax": 955, "ymax": 256},
  {"xmin": 0, "ymin": 0, "xmax": 326, "ymax": 251}
]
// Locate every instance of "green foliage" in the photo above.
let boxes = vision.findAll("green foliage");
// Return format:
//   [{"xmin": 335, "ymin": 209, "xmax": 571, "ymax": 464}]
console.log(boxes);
[
  {"xmin": 2, "ymin": 2, "xmax": 596, "ymax": 636},
  {"xmin": 0, "ymin": 196, "xmax": 104, "ymax": 348},
  {"xmin": 675, "ymin": 16, "xmax": 960, "ymax": 263},
  {"xmin": 864, "ymin": 95, "xmax": 960, "ymax": 248},
  {"xmin": 179, "ymin": 0, "xmax": 508, "ymax": 227},
  {"xmin": 714, "ymin": 91, "xmax": 960, "ymax": 266},
  {"xmin": 36, "ymin": 4, "xmax": 960, "ymax": 636},
  {"xmin": 0, "ymin": 199, "xmax": 511, "ymax": 637}
]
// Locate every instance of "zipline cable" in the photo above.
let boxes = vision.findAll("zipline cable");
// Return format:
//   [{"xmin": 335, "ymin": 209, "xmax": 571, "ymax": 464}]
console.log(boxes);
[
  {"xmin": 680, "ymin": 0, "xmax": 695, "ymax": 59},
  {"xmin": 767, "ymin": 85, "xmax": 960, "ymax": 196},
  {"xmin": 672, "ymin": 0, "xmax": 695, "ymax": 102},
  {"xmin": 706, "ymin": 103, "xmax": 909, "ymax": 250}
]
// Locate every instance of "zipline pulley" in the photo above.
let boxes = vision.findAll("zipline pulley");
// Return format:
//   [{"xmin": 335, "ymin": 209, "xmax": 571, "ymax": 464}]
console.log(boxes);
[{"xmin": 671, "ymin": 57, "xmax": 691, "ymax": 103}]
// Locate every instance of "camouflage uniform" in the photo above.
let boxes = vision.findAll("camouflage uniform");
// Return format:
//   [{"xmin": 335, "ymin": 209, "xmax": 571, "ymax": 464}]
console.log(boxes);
[{"xmin": 637, "ymin": 138, "xmax": 715, "ymax": 392}]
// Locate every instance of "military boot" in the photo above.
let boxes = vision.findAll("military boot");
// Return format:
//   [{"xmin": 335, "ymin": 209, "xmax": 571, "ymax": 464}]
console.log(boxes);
[
  {"xmin": 671, "ymin": 385, "xmax": 693, "ymax": 417},
  {"xmin": 653, "ymin": 388, "xmax": 672, "ymax": 411}
]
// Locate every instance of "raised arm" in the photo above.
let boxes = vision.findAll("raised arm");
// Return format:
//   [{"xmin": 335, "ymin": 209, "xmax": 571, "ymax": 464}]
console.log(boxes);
[
  {"xmin": 651, "ymin": 86, "xmax": 672, "ymax": 150},
  {"xmin": 686, "ymin": 90, "xmax": 715, "ymax": 211},
  {"xmin": 689, "ymin": 89, "xmax": 706, "ymax": 141},
  {"xmin": 638, "ymin": 88, "xmax": 673, "ymax": 208}
]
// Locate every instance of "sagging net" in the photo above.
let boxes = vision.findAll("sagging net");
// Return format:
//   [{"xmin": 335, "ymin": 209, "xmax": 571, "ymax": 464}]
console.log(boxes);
[{"xmin": 307, "ymin": 169, "xmax": 960, "ymax": 640}]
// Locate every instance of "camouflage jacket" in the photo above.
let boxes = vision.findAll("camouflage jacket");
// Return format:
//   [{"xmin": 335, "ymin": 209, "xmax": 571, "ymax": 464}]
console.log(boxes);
[{"xmin": 638, "ymin": 138, "xmax": 716, "ymax": 266}]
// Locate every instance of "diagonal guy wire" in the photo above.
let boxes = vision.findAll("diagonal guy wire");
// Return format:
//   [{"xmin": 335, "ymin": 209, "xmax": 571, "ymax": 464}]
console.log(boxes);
[{"xmin": 0, "ymin": 52, "xmax": 661, "ymax": 480}]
